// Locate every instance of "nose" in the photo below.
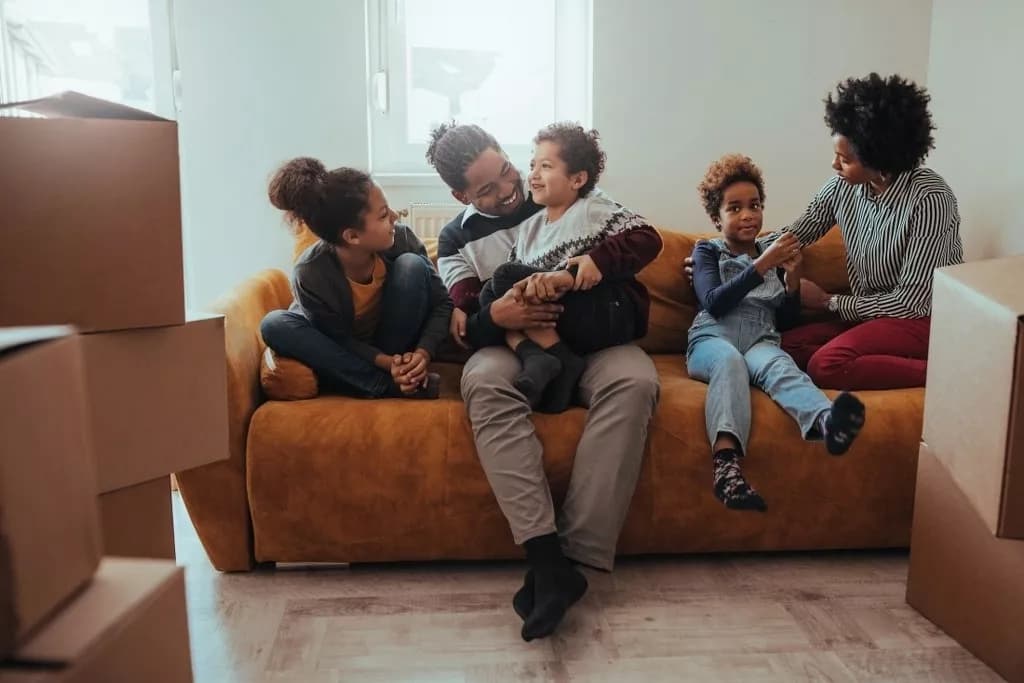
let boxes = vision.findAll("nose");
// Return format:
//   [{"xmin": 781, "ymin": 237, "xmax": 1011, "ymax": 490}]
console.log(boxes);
[{"xmin": 831, "ymin": 155, "xmax": 842, "ymax": 172}]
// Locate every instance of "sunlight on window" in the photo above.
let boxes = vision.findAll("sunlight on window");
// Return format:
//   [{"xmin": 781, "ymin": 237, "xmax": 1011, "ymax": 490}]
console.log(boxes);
[
  {"xmin": 1, "ymin": 0, "xmax": 154, "ymax": 111},
  {"xmin": 403, "ymin": 0, "xmax": 556, "ymax": 145}
]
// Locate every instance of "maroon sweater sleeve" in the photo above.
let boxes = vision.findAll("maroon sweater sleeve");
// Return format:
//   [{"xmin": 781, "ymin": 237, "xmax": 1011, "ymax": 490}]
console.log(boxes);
[
  {"xmin": 449, "ymin": 277, "xmax": 482, "ymax": 313},
  {"xmin": 587, "ymin": 224, "xmax": 662, "ymax": 280}
]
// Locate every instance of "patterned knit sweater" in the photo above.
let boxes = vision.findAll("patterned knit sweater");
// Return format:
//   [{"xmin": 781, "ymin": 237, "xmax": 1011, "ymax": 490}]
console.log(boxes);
[{"xmin": 510, "ymin": 189, "xmax": 662, "ymax": 337}]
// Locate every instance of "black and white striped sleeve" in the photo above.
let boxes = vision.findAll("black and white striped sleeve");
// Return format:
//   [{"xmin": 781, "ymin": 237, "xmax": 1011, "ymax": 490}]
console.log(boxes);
[
  {"xmin": 833, "ymin": 191, "xmax": 960, "ymax": 320},
  {"xmin": 776, "ymin": 176, "xmax": 840, "ymax": 247}
]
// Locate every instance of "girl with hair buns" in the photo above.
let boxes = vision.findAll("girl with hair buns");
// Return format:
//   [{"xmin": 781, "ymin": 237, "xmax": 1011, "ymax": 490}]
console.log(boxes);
[{"xmin": 260, "ymin": 158, "xmax": 453, "ymax": 399}]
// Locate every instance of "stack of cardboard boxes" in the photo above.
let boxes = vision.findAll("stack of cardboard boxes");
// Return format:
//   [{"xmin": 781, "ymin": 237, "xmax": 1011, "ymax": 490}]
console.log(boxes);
[
  {"xmin": 907, "ymin": 255, "xmax": 1024, "ymax": 683},
  {"xmin": 0, "ymin": 93, "xmax": 230, "ymax": 681}
]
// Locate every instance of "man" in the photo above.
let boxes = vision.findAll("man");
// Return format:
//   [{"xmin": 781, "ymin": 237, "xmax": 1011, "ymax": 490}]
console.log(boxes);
[{"xmin": 426, "ymin": 123, "xmax": 660, "ymax": 641}]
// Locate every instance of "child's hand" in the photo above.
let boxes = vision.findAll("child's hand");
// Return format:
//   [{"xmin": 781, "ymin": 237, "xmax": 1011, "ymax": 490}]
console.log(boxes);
[
  {"xmin": 513, "ymin": 271, "xmax": 573, "ymax": 304},
  {"xmin": 392, "ymin": 349, "xmax": 430, "ymax": 388},
  {"xmin": 781, "ymin": 253, "xmax": 803, "ymax": 293},
  {"xmin": 755, "ymin": 232, "xmax": 801, "ymax": 273},
  {"xmin": 567, "ymin": 255, "xmax": 603, "ymax": 291},
  {"xmin": 450, "ymin": 308, "xmax": 469, "ymax": 349}
]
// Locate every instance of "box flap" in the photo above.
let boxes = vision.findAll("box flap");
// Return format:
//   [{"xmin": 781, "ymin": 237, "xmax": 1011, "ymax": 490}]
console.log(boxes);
[
  {"xmin": 0, "ymin": 326, "xmax": 74, "ymax": 355},
  {"xmin": 936, "ymin": 255, "xmax": 1024, "ymax": 318},
  {"xmin": 13, "ymin": 559, "xmax": 180, "ymax": 664},
  {"xmin": 0, "ymin": 91, "xmax": 167, "ymax": 122}
]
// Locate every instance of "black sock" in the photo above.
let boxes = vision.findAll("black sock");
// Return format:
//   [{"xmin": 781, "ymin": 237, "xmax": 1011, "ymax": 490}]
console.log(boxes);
[
  {"xmin": 823, "ymin": 391, "xmax": 866, "ymax": 455},
  {"xmin": 713, "ymin": 449, "xmax": 766, "ymax": 512},
  {"xmin": 520, "ymin": 534, "xmax": 588, "ymax": 641},
  {"xmin": 513, "ymin": 565, "xmax": 588, "ymax": 623},
  {"xmin": 513, "ymin": 340, "xmax": 562, "ymax": 408},
  {"xmin": 537, "ymin": 342, "xmax": 587, "ymax": 414}
]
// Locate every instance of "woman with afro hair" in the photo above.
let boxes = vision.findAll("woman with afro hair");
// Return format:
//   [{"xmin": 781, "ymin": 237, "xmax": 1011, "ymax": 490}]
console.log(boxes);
[{"xmin": 773, "ymin": 73, "xmax": 963, "ymax": 390}]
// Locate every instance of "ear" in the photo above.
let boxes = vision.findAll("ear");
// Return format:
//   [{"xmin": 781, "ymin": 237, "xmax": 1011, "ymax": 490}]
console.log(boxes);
[
  {"xmin": 339, "ymin": 227, "xmax": 361, "ymax": 247},
  {"xmin": 570, "ymin": 170, "xmax": 589, "ymax": 191},
  {"xmin": 451, "ymin": 189, "xmax": 471, "ymax": 206}
]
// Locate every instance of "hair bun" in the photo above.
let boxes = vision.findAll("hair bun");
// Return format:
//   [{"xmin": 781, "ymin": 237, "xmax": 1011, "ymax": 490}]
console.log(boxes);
[{"xmin": 268, "ymin": 157, "xmax": 328, "ymax": 219}]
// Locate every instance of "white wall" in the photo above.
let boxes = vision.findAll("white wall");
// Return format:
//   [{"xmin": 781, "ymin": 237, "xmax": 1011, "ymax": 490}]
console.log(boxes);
[
  {"xmin": 926, "ymin": 0, "xmax": 1024, "ymax": 261},
  {"xmin": 592, "ymin": 0, "xmax": 933, "ymax": 231},
  {"xmin": 174, "ymin": 0, "xmax": 935, "ymax": 305},
  {"xmin": 173, "ymin": 0, "xmax": 368, "ymax": 308}
]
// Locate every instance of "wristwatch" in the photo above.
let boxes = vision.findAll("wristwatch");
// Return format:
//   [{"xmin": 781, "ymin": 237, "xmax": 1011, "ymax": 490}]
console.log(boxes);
[{"xmin": 827, "ymin": 295, "xmax": 839, "ymax": 313}]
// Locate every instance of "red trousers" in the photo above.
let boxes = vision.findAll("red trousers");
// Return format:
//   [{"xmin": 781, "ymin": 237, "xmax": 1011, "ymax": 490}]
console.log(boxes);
[{"xmin": 782, "ymin": 317, "xmax": 932, "ymax": 390}]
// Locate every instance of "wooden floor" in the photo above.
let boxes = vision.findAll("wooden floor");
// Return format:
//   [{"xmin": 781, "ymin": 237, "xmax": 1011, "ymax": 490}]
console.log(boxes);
[{"xmin": 173, "ymin": 494, "xmax": 1001, "ymax": 682}]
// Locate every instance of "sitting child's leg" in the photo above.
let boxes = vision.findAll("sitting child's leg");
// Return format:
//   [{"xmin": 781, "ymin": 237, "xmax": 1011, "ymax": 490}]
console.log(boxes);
[
  {"xmin": 744, "ymin": 341, "xmax": 866, "ymax": 455},
  {"xmin": 687, "ymin": 335, "xmax": 765, "ymax": 511},
  {"xmin": 507, "ymin": 329, "xmax": 562, "ymax": 408}
]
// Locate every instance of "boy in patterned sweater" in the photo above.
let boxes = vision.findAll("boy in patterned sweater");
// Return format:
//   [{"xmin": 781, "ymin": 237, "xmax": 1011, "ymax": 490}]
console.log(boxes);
[{"xmin": 477, "ymin": 122, "xmax": 662, "ymax": 413}]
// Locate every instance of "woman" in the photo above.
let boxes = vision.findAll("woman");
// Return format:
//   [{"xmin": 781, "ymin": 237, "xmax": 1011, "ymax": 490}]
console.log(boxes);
[
  {"xmin": 260, "ymin": 157, "xmax": 453, "ymax": 398},
  {"xmin": 776, "ymin": 73, "xmax": 964, "ymax": 390}
]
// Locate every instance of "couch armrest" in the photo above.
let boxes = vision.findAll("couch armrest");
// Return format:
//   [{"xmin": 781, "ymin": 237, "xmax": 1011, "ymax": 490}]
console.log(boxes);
[{"xmin": 176, "ymin": 269, "xmax": 292, "ymax": 571}]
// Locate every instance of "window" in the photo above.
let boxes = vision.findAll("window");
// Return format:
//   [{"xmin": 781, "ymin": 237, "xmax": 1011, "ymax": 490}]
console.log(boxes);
[
  {"xmin": 367, "ymin": 0, "xmax": 592, "ymax": 175},
  {"xmin": 0, "ymin": 0, "xmax": 171, "ymax": 116}
]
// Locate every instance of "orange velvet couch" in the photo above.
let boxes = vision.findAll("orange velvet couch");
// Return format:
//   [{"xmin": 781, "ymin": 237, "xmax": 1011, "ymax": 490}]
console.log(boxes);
[{"xmin": 176, "ymin": 227, "xmax": 923, "ymax": 571}]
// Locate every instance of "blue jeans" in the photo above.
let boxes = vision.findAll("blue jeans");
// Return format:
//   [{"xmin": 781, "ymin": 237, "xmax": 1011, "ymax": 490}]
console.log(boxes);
[
  {"xmin": 686, "ymin": 304, "xmax": 831, "ymax": 454},
  {"xmin": 260, "ymin": 253, "xmax": 433, "ymax": 398}
]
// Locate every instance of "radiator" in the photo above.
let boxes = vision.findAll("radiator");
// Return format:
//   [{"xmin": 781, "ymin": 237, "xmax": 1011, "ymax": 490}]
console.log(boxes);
[{"xmin": 403, "ymin": 203, "xmax": 462, "ymax": 240}]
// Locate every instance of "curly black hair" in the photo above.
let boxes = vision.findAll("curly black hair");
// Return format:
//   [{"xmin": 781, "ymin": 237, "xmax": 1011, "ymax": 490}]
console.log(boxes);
[
  {"xmin": 425, "ymin": 122, "xmax": 502, "ymax": 192},
  {"xmin": 534, "ymin": 122, "xmax": 606, "ymax": 197},
  {"xmin": 268, "ymin": 157, "xmax": 371, "ymax": 245},
  {"xmin": 824, "ymin": 73, "xmax": 935, "ymax": 175},
  {"xmin": 697, "ymin": 154, "xmax": 765, "ymax": 223}
]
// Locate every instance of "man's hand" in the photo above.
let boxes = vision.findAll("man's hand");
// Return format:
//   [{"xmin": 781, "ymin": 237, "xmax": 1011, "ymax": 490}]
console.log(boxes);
[
  {"xmin": 512, "ymin": 271, "xmax": 573, "ymax": 304},
  {"xmin": 449, "ymin": 308, "xmax": 469, "ymax": 349},
  {"xmin": 566, "ymin": 254, "xmax": 603, "ymax": 291},
  {"xmin": 391, "ymin": 349, "xmax": 430, "ymax": 390},
  {"xmin": 800, "ymin": 278, "xmax": 832, "ymax": 310},
  {"xmin": 781, "ymin": 253, "xmax": 803, "ymax": 294},
  {"xmin": 489, "ymin": 289, "xmax": 562, "ymax": 330}
]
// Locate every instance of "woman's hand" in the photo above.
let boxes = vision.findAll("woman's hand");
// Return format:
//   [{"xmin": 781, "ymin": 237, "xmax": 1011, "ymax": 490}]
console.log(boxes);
[
  {"xmin": 566, "ymin": 255, "xmax": 603, "ymax": 291},
  {"xmin": 781, "ymin": 253, "xmax": 803, "ymax": 293},
  {"xmin": 754, "ymin": 232, "xmax": 802, "ymax": 274},
  {"xmin": 449, "ymin": 308, "xmax": 469, "ymax": 349},
  {"xmin": 800, "ymin": 278, "xmax": 832, "ymax": 310}
]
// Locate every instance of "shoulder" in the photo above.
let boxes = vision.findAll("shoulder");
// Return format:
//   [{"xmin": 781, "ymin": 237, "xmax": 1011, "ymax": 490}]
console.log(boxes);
[
  {"xmin": 693, "ymin": 240, "xmax": 723, "ymax": 260},
  {"xmin": 293, "ymin": 240, "xmax": 337, "ymax": 285},
  {"xmin": 906, "ymin": 167, "xmax": 956, "ymax": 200}
]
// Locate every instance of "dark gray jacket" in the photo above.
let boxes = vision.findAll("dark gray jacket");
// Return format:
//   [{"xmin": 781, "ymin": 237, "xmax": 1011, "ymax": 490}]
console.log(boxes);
[{"xmin": 288, "ymin": 225, "xmax": 453, "ymax": 363}]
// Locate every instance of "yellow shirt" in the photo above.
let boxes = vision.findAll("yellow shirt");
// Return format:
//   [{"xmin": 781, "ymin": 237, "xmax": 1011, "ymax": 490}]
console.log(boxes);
[{"xmin": 349, "ymin": 256, "xmax": 387, "ymax": 342}]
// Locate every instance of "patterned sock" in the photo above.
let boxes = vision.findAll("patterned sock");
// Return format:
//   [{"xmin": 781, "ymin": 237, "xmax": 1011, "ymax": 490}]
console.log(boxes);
[
  {"xmin": 538, "ymin": 342, "xmax": 587, "ymax": 414},
  {"xmin": 823, "ymin": 392, "xmax": 866, "ymax": 455},
  {"xmin": 713, "ymin": 449, "xmax": 766, "ymax": 511},
  {"xmin": 513, "ymin": 340, "xmax": 562, "ymax": 408}
]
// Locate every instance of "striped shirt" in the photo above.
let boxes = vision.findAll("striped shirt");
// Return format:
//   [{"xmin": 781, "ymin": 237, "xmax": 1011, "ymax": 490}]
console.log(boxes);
[{"xmin": 778, "ymin": 167, "xmax": 963, "ymax": 321}]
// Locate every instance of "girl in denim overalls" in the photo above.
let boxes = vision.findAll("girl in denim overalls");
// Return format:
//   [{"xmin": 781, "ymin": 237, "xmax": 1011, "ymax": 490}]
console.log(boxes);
[{"xmin": 688, "ymin": 155, "xmax": 866, "ymax": 511}]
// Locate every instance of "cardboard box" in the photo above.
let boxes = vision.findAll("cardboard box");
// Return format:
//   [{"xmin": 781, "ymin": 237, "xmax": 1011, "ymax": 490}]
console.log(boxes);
[
  {"xmin": 924, "ymin": 255, "xmax": 1024, "ymax": 538},
  {"xmin": 99, "ymin": 478, "xmax": 175, "ymax": 560},
  {"xmin": 80, "ymin": 314, "xmax": 229, "ymax": 493},
  {"xmin": 0, "ymin": 328, "xmax": 102, "ymax": 658},
  {"xmin": 0, "ymin": 558, "xmax": 192, "ymax": 683},
  {"xmin": 907, "ymin": 443, "xmax": 1024, "ymax": 682},
  {"xmin": 0, "ymin": 92, "xmax": 185, "ymax": 333}
]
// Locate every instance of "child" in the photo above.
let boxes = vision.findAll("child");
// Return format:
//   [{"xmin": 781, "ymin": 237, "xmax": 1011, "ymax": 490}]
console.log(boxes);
[
  {"xmin": 479, "ymin": 122, "xmax": 663, "ymax": 412},
  {"xmin": 259, "ymin": 157, "xmax": 453, "ymax": 399},
  {"xmin": 688, "ymin": 154, "xmax": 866, "ymax": 511}
]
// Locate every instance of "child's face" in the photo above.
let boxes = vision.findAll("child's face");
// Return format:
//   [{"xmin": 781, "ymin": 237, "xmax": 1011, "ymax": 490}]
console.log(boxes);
[
  {"xmin": 716, "ymin": 181, "xmax": 763, "ymax": 242},
  {"xmin": 342, "ymin": 183, "xmax": 397, "ymax": 252},
  {"xmin": 528, "ymin": 140, "xmax": 587, "ymax": 208}
]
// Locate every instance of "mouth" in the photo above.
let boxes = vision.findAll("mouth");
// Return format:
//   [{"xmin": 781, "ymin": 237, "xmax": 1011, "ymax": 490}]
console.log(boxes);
[{"xmin": 499, "ymin": 188, "xmax": 520, "ymax": 207}]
